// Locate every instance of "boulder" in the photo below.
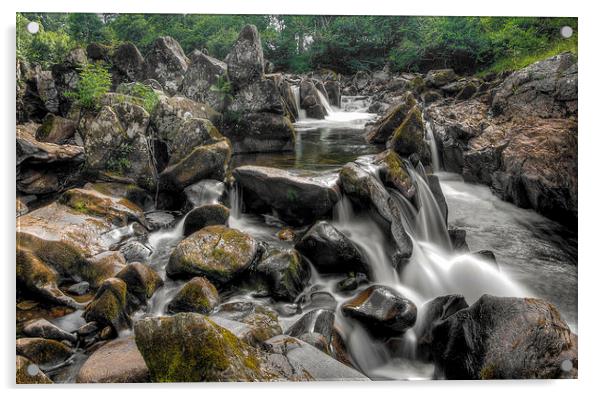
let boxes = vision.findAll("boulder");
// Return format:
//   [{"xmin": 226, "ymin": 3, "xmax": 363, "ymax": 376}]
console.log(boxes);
[
  {"xmin": 232, "ymin": 165, "xmax": 339, "ymax": 225},
  {"xmin": 159, "ymin": 139, "xmax": 232, "ymax": 191},
  {"xmin": 166, "ymin": 225, "xmax": 260, "ymax": 286},
  {"xmin": 492, "ymin": 52, "xmax": 577, "ymax": 118},
  {"xmin": 341, "ymin": 285, "xmax": 417, "ymax": 336},
  {"xmin": 119, "ymin": 241, "xmax": 152, "ymax": 263},
  {"xmin": 226, "ymin": 25, "xmax": 265, "ymax": 90},
  {"xmin": 164, "ymin": 117, "xmax": 225, "ymax": 167},
  {"xmin": 374, "ymin": 149, "xmax": 416, "ymax": 199},
  {"xmin": 211, "ymin": 301, "xmax": 282, "ymax": 347},
  {"xmin": 112, "ymin": 42, "xmax": 146, "ymax": 83},
  {"xmin": 425, "ymin": 69, "xmax": 457, "ymax": 88},
  {"xmin": 17, "ymin": 123, "xmax": 84, "ymax": 166},
  {"xmin": 16, "ymin": 337, "xmax": 73, "ymax": 368},
  {"xmin": 365, "ymin": 92, "xmax": 417, "ymax": 144},
  {"xmin": 286, "ymin": 309, "xmax": 335, "ymax": 344},
  {"xmin": 82, "ymin": 103, "xmax": 156, "ymax": 190},
  {"xmin": 335, "ymin": 273, "xmax": 369, "ymax": 293},
  {"xmin": 22, "ymin": 319, "xmax": 77, "ymax": 344},
  {"xmin": 265, "ymin": 335, "xmax": 368, "ymax": 381},
  {"xmin": 16, "ymin": 355, "xmax": 53, "ymax": 384},
  {"xmin": 448, "ymin": 227, "xmax": 469, "ymax": 252},
  {"xmin": 228, "ymin": 79, "xmax": 284, "ymax": 114},
  {"xmin": 387, "ymin": 106, "xmax": 428, "ymax": 158},
  {"xmin": 86, "ymin": 42, "xmax": 112, "ymax": 62},
  {"xmin": 134, "ymin": 313, "xmax": 271, "ymax": 382},
  {"xmin": 180, "ymin": 50, "xmax": 228, "ymax": 111},
  {"xmin": 295, "ymin": 221, "xmax": 369, "ymax": 276},
  {"xmin": 424, "ymin": 295, "xmax": 577, "ymax": 379},
  {"xmin": 254, "ymin": 249, "xmax": 310, "ymax": 302},
  {"xmin": 76, "ymin": 335, "xmax": 149, "ymax": 383},
  {"xmin": 167, "ymin": 276, "xmax": 219, "ymax": 314},
  {"xmin": 183, "ymin": 203, "xmax": 230, "ymax": 236},
  {"xmin": 83, "ymin": 277, "xmax": 129, "ymax": 331},
  {"xmin": 299, "ymin": 79, "xmax": 326, "ymax": 119},
  {"xmin": 220, "ymin": 112, "xmax": 295, "ymax": 154},
  {"xmin": 456, "ymin": 81, "xmax": 478, "ymax": 100},
  {"xmin": 324, "ymin": 80, "xmax": 341, "ymax": 107},
  {"xmin": 150, "ymin": 95, "xmax": 221, "ymax": 146},
  {"xmin": 35, "ymin": 114, "xmax": 76, "ymax": 144},
  {"xmin": 67, "ymin": 281, "xmax": 90, "ymax": 296},
  {"xmin": 144, "ymin": 36, "xmax": 189, "ymax": 95},
  {"xmin": 115, "ymin": 262, "xmax": 163, "ymax": 308}
]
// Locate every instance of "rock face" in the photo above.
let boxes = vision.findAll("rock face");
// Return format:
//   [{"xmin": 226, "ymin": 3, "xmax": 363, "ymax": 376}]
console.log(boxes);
[
  {"xmin": 422, "ymin": 295, "xmax": 577, "ymax": 379},
  {"xmin": 254, "ymin": 249, "xmax": 310, "ymax": 302},
  {"xmin": 76, "ymin": 336, "xmax": 149, "ymax": 383},
  {"xmin": 427, "ymin": 54, "xmax": 578, "ymax": 226},
  {"xmin": 226, "ymin": 25, "xmax": 264, "ymax": 90},
  {"xmin": 295, "ymin": 221, "xmax": 370, "ymax": 276},
  {"xmin": 492, "ymin": 52, "xmax": 577, "ymax": 118},
  {"xmin": 180, "ymin": 50, "xmax": 228, "ymax": 111},
  {"xmin": 167, "ymin": 276, "xmax": 219, "ymax": 314},
  {"xmin": 166, "ymin": 225, "xmax": 260, "ymax": 286},
  {"xmin": 112, "ymin": 42, "xmax": 146, "ymax": 84},
  {"xmin": 16, "ymin": 337, "xmax": 73, "ymax": 368},
  {"xmin": 341, "ymin": 285, "xmax": 417, "ymax": 336},
  {"xmin": 299, "ymin": 79, "xmax": 327, "ymax": 119},
  {"xmin": 365, "ymin": 92, "xmax": 416, "ymax": 144},
  {"xmin": 233, "ymin": 165, "xmax": 339, "ymax": 225},
  {"xmin": 144, "ymin": 36, "xmax": 189, "ymax": 94},
  {"xmin": 134, "ymin": 313, "xmax": 270, "ymax": 382}
]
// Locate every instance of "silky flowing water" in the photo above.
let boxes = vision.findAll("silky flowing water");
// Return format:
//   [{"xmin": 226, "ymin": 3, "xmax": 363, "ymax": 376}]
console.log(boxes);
[{"xmin": 52, "ymin": 95, "xmax": 577, "ymax": 381}]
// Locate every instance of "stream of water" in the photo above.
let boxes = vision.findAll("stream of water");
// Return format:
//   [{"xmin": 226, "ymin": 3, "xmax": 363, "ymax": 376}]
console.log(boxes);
[{"xmin": 124, "ymin": 94, "xmax": 577, "ymax": 380}]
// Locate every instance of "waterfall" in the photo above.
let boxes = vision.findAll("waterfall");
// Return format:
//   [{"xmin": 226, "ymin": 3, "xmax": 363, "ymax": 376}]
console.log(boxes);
[
  {"xmin": 184, "ymin": 180, "xmax": 225, "ymax": 207},
  {"xmin": 291, "ymin": 86, "xmax": 307, "ymax": 120},
  {"xmin": 424, "ymin": 118, "xmax": 441, "ymax": 172},
  {"xmin": 316, "ymin": 89, "xmax": 334, "ymax": 115}
]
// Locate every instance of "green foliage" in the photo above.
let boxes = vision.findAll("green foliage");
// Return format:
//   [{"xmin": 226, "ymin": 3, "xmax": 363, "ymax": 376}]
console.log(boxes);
[
  {"xmin": 209, "ymin": 75, "xmax": 233, "ymax": 107},
  {"xmin": 66, "ymin": 62, "xmax": 112, "ymax": 110},
  {"xmin": 106, "ymin": 143, "xmax": 133, "ymax": 174},
  {"xmin": 17, "ymin": 13, "xmax": 578, "ymax": 75},
  {"xmin": 129, "ymin": 82, "xmax": 160, "ymax": 113}
]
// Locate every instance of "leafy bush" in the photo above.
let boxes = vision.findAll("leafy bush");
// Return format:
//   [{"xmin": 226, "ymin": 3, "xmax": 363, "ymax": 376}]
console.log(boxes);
[
  {"xmin": 129, "ymin": 82, "xmax": 160, "ymax": 113},
  {"xmin": 66, "ymin": 62, "xmax": 112, "ymax": 110},
  {"xmin": 17, "ymin": 13, "xmax": 76, "ymax": 68}
]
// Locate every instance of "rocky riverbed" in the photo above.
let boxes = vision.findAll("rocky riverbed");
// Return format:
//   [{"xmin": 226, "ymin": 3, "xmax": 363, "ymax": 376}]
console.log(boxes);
[{"xmin": 16, "ymin": 24, "xmax": 577, "ymax": 383}]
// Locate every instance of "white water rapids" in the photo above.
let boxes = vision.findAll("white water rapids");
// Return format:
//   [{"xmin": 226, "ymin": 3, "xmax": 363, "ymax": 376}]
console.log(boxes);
[{"xmin": 139, "ymin": 93, "xmax": 576, "ymax": 380}]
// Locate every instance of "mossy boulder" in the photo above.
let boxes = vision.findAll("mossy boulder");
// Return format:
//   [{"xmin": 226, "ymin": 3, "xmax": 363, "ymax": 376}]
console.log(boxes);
[
  {"xmin": 76, "ymin": 335, "xmax": 149, "ymax": 383},
  {"xmin": 254, "ymin": 249, "xmax": 310, "ymax": 302},
  {"xmin": 166, "ymin": 225, "xmax": 260, "ymax": 286},
  {"xmin": 167, "ymin": 277, "xmax": 219, "ymax": 314},
  {"xmin": 159, "ymin": 139, "xmax": 232, "ymax": 191},
  {"xmin": 341, "ymin": 285, "xmax": 417, "ymax": 337},
  {"xmin": 180, "ymin": 50, "xmax": 228, "ymax": 111},
  {"xmin": 166, "ymin": 118, "xmax": 225, "ymax": 166},
  {"xmin": 374, "ymin": 149, "xmax": 416, "ymax": 199},
  {"xmin": 59, "ymin": 188, "xmax": 146, "ymax": 227},
  {"xmin": 16, "ymin": 355, "xmax": 53, "ymax": 384},
  {"xmin": 16, "ymin": 337, "xmax": 73, "ymax": 368},
  {"xmin": 183, "ymin": 203, "xmax": 230, "ymax": 237},
  {"xmin": 35, "ymin": 113, "xmax": 76, "ymax": 144},
  {"xmin": 134, "ymin": 313, "xmax": 270, "ymax": 382},
  {"xmin": 143, "ymin": 36, "xmax": 189, "ymax": 95},
  {"xmin": 86, "ymin": 181, "xmax": 153, "ymax": 210},
  {"xmin": 365, "ymin": 92, "xmax": 416, "ymax": 144},
  {"xmin": 83, "ymin": 277, "xmax": 129, "ymax": 331},
  {"xmin": 456, "ymin": 81, "xmax": 478, "ymax": 100},
  {"xmin": 115, "ymin": 262, "xmax": 163, "ymax": 308},
  {"xmin": 425, "ymin": 68, "xmax": 457, "ymax": 88},
  {"xmin": 387, "ymin": 106, "xmax": 426, "ymax": 158}
]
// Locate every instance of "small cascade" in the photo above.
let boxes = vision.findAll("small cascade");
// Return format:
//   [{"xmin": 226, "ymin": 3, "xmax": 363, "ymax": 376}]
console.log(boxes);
[
  {"xmin": 185, "ymin": 179, "xmax": 225, "ymax": 207},
  {"xmin": 424, "ymin": 117, "xmax": 441, "ymax": 172},
  {"xmin": 291, "ymin": 85, "xmax": 307, "ymax": 120},
  {"xmin": 316, "ymin": 89, "xmax": 334, "ymax": 115}
]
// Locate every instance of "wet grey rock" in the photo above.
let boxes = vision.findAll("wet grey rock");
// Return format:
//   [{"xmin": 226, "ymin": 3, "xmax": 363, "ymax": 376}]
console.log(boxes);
[
  {"xmin": 295, "ymin": 221, "xmax": 370, "ymax": 276},
  {"xmin": 67, "ymin": 281, "xmax": 90, "ymax": 296},
  {"xmin": 22, "ymin": 319, "xmax": 77, "ymax": 343},
  {"xmin": 324, "ymin": 80, "xmax": 341, "ymax": 107},
  {"xmin": 183, "ymin": 203, "xmax": 229, "ymax": 236},
  {"xmin": 145, "ymin": 211, "xmax": 176, "ymax": 230},
  {"xmin": 341, "ymin": 285, "xmax": 417, "ymax": 336},
  {"xmin": 335, "ymin": 273, "xmax": 369, "ymax": 293},
  {"xmin": 221, "ymin": 112, "xmax": 295, "ymax": 154},
  {"xmin": 233, "ymin": 166, "xmax": 339, "ymax": 225},
  {"xmin": 119, "ymin": 240, "xmax": 152, "ymax": 263},
  {"xmin": 299, "ymin": 79, "xmax": 326, "ymax": 119},
  {"xmin": 365, "ymin": 92, "xmax": 417, "ymax": 144},
  {"xmin": 424, "ymin": 294, "xmax": 578, "ymax": 379},
  {"xmin": 254, "ymin": 249, "xmax": 310, "ymax": 302},
  {"xmin": 448, "ymin": 227, "xmax": 469, "ymax": 252},
  {"xmin": 286, "ymin": 308, "xmax": 335, "ymax": 344},
  {"xmin": 167, "ymin": 276, "xmax": 219, "ymax": 314}
]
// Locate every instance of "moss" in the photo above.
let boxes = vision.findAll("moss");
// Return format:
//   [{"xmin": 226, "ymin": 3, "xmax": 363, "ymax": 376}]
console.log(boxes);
[
  {"xmin": 479, "ymin": 363, "xmax": 497, "ymax": 379},
  {"xmin": 389, "ymin": 106, "xmax": 425, "ymax": 157}
]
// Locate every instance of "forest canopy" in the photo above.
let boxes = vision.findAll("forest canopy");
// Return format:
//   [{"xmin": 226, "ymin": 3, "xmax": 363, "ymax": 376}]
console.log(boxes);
[{"xmin": 17, "ymin": 13, "xmax": 577, "ymax": 75}]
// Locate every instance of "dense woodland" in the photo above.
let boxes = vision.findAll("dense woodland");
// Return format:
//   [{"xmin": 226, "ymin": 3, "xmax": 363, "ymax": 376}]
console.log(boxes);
[{"xmin": 17, "ymin": 13, "xmax": 577, "ymax": 75}]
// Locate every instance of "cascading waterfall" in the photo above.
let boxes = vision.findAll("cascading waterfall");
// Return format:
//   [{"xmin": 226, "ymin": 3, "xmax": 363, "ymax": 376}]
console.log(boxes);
[
  {"xmin": 291, "ymin": 85, "xmax": 307, "ymax": 120},
  {"xmin": 424, "ymin": 117, "xmax": 441, "ymax": 172},
  {"xmin": 316, "ymin": 89, "xmax": 335, "ymax": 114}
]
